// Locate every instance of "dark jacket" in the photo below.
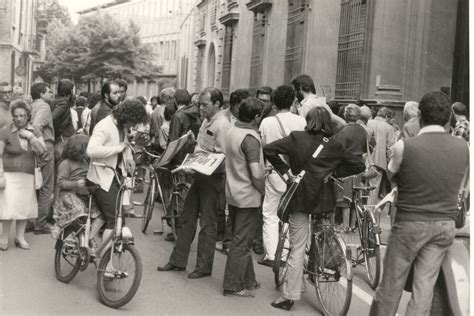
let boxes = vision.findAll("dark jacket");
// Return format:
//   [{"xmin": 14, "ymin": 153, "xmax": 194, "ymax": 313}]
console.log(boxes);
[
  {"xmin": 264, "ymin": 131, "xmax": 365, "ymax": 214},
  {"xmin": 168, "ymin": 104, "xmax": 202, "ymax": 165},
  {"xmin": 89, "ymin": 100, "xmax": 114, "ymax": 135},
  {"xmin": 52, "ymin": 97, "xmax": 75, "ymax": 141}
]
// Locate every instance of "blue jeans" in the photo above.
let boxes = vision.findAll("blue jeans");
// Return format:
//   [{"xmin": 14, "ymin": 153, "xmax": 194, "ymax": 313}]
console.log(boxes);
[{"xmin": 370, "ymin": 220, "xmax": 455, "ymax": 316}]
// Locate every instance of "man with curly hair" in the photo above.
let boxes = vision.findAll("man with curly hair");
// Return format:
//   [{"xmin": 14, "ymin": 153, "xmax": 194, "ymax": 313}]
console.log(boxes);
[{"xmin": 87, "ymin": 99, "xmax": 148, "ymax": 247}]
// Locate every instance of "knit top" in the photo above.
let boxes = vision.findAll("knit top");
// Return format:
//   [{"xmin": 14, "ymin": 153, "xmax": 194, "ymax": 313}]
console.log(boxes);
[
  {"xmin": 0, "ymin": 123, "xmax": 43, "ymax": 175},
  {"xmin": 395, "ymin": 133, "xmax": 469, "ymax": 222}
]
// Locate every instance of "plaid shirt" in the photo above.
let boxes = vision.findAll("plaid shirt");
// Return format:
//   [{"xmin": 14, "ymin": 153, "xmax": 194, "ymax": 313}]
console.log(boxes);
[{"xmin": 452, "ymin": 118, "xmax": 469, "ymax": 142}]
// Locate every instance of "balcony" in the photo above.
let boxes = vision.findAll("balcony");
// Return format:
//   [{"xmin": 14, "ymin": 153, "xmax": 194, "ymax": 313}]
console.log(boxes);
[
  {"xmin": 22, "ymin": 34, "xmax": 41, "ymax": 56},
  {"xmin": 246, "ymin": 0, "xmax": 272, "ymax": 13},
  {"xmin": 219, "ymin": 12, "xmax": 239, "ymax": 26}
]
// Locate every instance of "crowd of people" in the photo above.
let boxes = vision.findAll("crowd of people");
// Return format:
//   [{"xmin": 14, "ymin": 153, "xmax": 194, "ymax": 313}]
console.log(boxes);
[{"xmin": 0, "ymin": 72, "xmax": 469, "ymax": 313}]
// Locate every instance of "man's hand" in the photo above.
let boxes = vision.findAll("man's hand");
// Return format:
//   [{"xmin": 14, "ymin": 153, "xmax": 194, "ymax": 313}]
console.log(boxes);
[
  {"xmin": 77, "ymin": 179, "xmax": 86, "ymax": 188},
  {"xmin": 117, "ymin": 143, "xmax": 128, "ymax": 153},
  {"xmin": 124, "ymin": 158, "xmax": 136, "ymax": 174},
  {"xmin": 19, "ymin": 129, "xmax": 34, "ymax": 140}
]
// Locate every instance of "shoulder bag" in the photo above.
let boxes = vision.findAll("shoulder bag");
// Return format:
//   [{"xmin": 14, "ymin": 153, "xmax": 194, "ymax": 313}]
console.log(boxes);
[
  {"xmin": 34, "ymin": 156, "xmax": 43, "ymax": 190},
  {"xmin": 277, "ymin": 137, "xmax": 329, "ymax": 222},
  {"xmin": 362, "ymin": 131, "xmax": 380, "ymax": 181}
]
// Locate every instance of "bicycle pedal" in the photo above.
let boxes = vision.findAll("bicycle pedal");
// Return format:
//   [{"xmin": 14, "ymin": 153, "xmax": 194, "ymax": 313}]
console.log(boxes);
[
  {"xmin": 153, "ymin": 229, "xmax": 164, "ymax": 235},
  {"xmin": 133, "ymin": 202, "xmax": 144, "ymax": 206}
]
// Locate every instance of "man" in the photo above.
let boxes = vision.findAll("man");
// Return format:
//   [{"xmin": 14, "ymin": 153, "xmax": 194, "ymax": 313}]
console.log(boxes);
[
  {"xmin": 258, "ymin": 85, "xmax": 306, "ymax": 267},
  {"xmin": 401, "ymin": 101, "xmax": 420, "ymax": 139},
  {"xmin": 52, "ymin": 79, "xmax": 76, "ymax": 167},
  {"xmin": 256, "ymin": 86, "xmax": 275, "ymax": 123},
  {"xmin": 366, "ymin": 107, "xmax": 395, "ymax": 205},
  {"xmin": 158, "ymin": 88, "xmax": 231, "ymax": 279},
  {"xmin": 290, "ymin": 74, "xmax": 346, "ymax": 130},
  {"xmin": 222, "ymin": 97, "xmax": 265, "ymax": 297},
  {"xmin": 30, "ymin": 82, "xmax": 55, "ymax": 234},
  {"xmin": 370, "ymin": 91, "xmax": 469, "ymax": 315},
  {"xmin": 215, "ymin": 89, "xmax": 250, "ymax": 252},
  {"xmin": 117, "ymin": 79, "xmax": 128, "ymax": 103},
  {"xmin": 151, "ymin": 87, "xmax": 176, "ymax": 151},
  {"xmin": 89, "ymin": 81, "xmax": 121, "ymax": 135},
  {"xmin": 0, "ymin": 82, "xmax": 13, "ymax": 129},
  {"xmin": 451, "ymin": 101, "xmax": 469, "ymax": 142}
]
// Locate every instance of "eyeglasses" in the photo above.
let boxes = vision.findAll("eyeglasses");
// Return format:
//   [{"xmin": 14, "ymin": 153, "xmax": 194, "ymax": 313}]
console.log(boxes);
[{"xmin": 0, "ymin": 91, "xmax": 13, "ymax": 95}]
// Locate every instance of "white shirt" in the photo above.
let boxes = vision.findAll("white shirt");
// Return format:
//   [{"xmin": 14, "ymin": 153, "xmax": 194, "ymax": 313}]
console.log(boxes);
[{"xmin": 259, "ymin": 112, "xmax": 306, "ymax": 146}]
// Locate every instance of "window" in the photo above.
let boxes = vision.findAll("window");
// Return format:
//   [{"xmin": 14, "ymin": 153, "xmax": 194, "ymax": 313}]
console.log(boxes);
[
  {"xmin": 221, "ymin": 25, "xmax": 234, "ymax": 96},
  {"xmin": 249, "ymin": 13, "xmax": 267, "ymax": 90},
  {"xmin": 210, "ymin": 0, "xmax": 218, "ymax": 27},
  {"xmin": 195, "ymin": 46, "xmax": 206, "ymax": 92},
  {"xmin": 284, "ymin": 0, "xmax": 307, "ymax": 84},
  {"xmin": 335, "ymin": 0, "xmax": 368, "ymax": 99}
]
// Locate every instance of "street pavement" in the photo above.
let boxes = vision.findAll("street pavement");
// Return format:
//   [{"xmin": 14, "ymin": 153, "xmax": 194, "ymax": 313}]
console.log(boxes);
[{"xmin": 0, "ymin": 203, "xmax": 410, "ymax": 315}]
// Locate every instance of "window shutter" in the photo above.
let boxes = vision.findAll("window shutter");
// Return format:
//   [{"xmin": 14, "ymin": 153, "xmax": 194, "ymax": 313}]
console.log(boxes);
[
  {"xmin": 335, "ymin": 0, "xmax": 368, "ymax": 99},
  {"xmin": 284, "ymin": 0, "xmax": 307, "ymax": 84},
  {"xmin": 250, "ymin": 13, "xmax": 266, "ymax": 90},
  {"xmin": 221, "ymin": 26, "xmax": 234, "ymax": 96}
]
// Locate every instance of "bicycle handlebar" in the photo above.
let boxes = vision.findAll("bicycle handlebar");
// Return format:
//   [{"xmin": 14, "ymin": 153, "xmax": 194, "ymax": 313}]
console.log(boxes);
[{"xmin": 374, "ymin": 187, "xmax": 398, "ymax": 214}]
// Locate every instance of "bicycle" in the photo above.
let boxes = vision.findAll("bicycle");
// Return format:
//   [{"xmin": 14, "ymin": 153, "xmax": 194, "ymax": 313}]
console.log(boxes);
[
  {"xmin": 337, "ymin": 175, "xmax": 382, "ymax": 289},
  {"xmin": 274, "ymin": 212, "xmax": 353, "ymax": 316},
  {"xmin": 54, "ymin": 163, "xmax": 143, "ymax": 309},
  {"xmin": 133, "ymin": 147, "xmax": 190, "ymax": 240}
]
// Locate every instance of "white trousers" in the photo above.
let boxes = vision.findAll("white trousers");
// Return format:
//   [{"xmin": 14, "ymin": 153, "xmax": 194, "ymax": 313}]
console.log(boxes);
[{"xmin": 262, "ymin": 172, "xmax": 286, "ymax": 260}]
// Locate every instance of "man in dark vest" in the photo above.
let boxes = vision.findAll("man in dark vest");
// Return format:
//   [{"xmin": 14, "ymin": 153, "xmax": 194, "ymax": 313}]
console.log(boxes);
[{"xmin": 370, "ymin": 91, "xmax": 469, "ymax": 315}]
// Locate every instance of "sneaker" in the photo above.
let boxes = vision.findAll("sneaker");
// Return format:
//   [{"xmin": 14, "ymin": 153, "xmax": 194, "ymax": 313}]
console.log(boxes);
[{"xmin": 223, "ymin": 289, "xmax": 255, "ymax": 298}]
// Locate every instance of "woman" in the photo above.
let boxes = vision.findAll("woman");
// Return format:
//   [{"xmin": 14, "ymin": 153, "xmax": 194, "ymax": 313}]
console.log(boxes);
[
  {"xmin": 333, "ymin": 104, "xmax": 367, "ymax": 232},
  {"xmin": 0, "ymin": 100, "xmax": 47, "ymax": 250},
  {"xmin": 264, "ymin": 107, "xmax": 365, "ymax": 310},
  {"xmin": 86, "ymin": 99, "xmax": 147, "ymax": 246}
]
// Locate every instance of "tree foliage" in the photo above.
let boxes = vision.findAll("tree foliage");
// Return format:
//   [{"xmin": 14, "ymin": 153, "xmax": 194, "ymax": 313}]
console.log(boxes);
[{"xmin": 36, "ymin": 13, "xmax": 162, "ymax": 84}]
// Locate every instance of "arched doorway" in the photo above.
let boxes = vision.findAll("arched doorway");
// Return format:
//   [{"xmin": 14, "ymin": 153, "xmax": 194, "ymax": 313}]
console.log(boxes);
[{"xmin": 207, "ymin": 43, "xmax": 216, "ymax": 87}]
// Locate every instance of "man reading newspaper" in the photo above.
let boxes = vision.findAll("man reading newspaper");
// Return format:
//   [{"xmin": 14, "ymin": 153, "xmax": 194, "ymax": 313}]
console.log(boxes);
[{"xmin": 158, "ymin": 88, "xmax": 232, "ymax": 279}]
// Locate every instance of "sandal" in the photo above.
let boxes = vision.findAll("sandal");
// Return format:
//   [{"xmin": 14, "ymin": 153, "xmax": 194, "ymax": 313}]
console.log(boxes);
[{"xmin": 223, "ymin": 289, "xmax": 255, "ymax": 298}]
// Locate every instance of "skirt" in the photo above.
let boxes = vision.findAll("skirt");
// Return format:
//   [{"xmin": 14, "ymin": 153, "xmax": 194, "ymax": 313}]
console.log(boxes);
[{"xmin": 0, "ymin": 172, "xmax": 38, "ymax": 220}]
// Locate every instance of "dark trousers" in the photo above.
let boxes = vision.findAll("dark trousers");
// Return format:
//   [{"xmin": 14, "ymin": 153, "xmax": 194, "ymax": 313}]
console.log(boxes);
[
  {"xmin": 223, "ymin": 205, "xmax": 259, "ymax": 291},
  {"xmin": 35, "ymin": 146, "xmax": 55, "ymax": 229},
  {"xmin": 92, "ymin": 177, "xmax": 120, "ymax": 229},
  {"xmin": 169, "ymin": 172, "xmax": 225, "ymax": 273}
]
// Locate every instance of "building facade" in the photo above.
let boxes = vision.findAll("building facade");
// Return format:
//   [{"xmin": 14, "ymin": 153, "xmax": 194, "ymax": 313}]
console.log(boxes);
[
  {"xmin": 0, "ymin": 0, "xmax": 46, "ymax": 95},
  {"xmin": 78, "ymin": 0, "xmax": 196, "ymax": 98},
  {"xmin": 178, "ymin": 0, "xmax": 468, "ymax": 119}
]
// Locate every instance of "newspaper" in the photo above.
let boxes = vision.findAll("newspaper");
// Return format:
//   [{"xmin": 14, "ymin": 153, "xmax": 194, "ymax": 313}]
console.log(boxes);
[
  {"xmin": 172, "ymin": 152, "xmax": 225, "ymax": 175},
  {"xmin": 155, "ymin": 132, "xmax": 193, "ymax": 168}
]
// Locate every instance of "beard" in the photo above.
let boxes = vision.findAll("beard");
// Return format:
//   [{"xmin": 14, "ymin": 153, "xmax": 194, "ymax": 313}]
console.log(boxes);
[{"xmin": 108, "ymin": 97, "xmax": 119, "ymax": 106}]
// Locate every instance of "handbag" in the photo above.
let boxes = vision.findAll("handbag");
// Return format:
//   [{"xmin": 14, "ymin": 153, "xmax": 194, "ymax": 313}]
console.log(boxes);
[
  {"xmin": 362, "ymin": 131, "xmax": 380, "ymax": 181},
  {"xmin": 277, "ymin": 138, "xmax": 328, "ymax": 222},
  {"xmin": 34, "ymin": 156, "xmax": 43, "ymax": 190},
  {"xmin": 455, "ymin": 165, "xmax": 469, "ymax": 229}
]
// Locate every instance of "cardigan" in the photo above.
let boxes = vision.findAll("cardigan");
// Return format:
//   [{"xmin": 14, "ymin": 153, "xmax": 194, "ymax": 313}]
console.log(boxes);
[
  {"xmin": 0, "ymin": 123, "xmax": 45, "ymax": 174},
  {"xmin": 264, "ymin": 131, "xmax": 365, "ymax": 214}
]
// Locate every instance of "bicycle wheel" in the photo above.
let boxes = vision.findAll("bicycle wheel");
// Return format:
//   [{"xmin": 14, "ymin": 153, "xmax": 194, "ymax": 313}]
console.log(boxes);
[
  {"xmin": 54, "ymin": 228, "xmax": 83, "ymax": 283},
  {"xmin": 312, "ymin": 229, "xmax": 352, "ymax": 316},
  {"xmin": 141, "ymin": 173, "xmax": 156, "ymax": 234},
  {"xmin": 97, "ymin": 243, "xmax": 142, "ymax": 309},
  {"xmin": 363, "ymin": 212, "xmax": 381, "ymax": 289},
  {"xmin": 273, "ymin": 223, "xmax": 291, "ymax": 288}
]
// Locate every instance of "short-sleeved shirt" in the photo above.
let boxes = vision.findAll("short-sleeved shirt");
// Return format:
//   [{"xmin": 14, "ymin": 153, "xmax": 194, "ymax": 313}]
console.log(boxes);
[
  {"xmin": 31, "ymin": 98, "xmax": 55, "ymax": 146},
  {"xmin": 195, "ymin": 110, "xmax": 233, "ymax": 173},
  {"xmin": 452, "ymin": 118, "xmax": 469, "ymax": 142},
  {"xmin": 0, "ymin": 123, "xmax": 42, "ymax": 174}
]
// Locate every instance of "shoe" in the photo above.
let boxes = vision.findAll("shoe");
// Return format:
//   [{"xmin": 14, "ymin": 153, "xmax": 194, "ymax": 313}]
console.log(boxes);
[
  {"xmin": 257, "ymin": 258, "xmax": 274, "ymax": 267},
  {"xmin": 124, "ymin": 210, "xmax": 143, "ymax": 218},
  {"xmin": 164, "ymin": 232, "xmax": 176, "ymax": 242},
  {"xmin": 157, "ymin": 263, "xmax": 185, "ymax": 272},
  {"xmin": 271, "ymin": 298, "xmax": 294, "ymax": 311},
  {"xmin": 14, "ymin": 239, "xmax": 30, "ymax": 250},
  {"xmin": 252, "ymin": 244, "xmax": 264, "ymax": 255},
  {"xmin": 187, "ymin": 270, "xmax": 211, "ymax": 279},
  {"xmin": 0, "ymin": 241, "xmax": 8, "ymax": 251},
  {"xmin": 247, "ymin": 280, "xmax": 261, "ymax": 290},
  {"xmin": 223, "ymin": 289, "xmax": 255, "ymax": 298},
  {"xmin": 34, "ymin": 227, "xmax": 51, "ymax": 235}
]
